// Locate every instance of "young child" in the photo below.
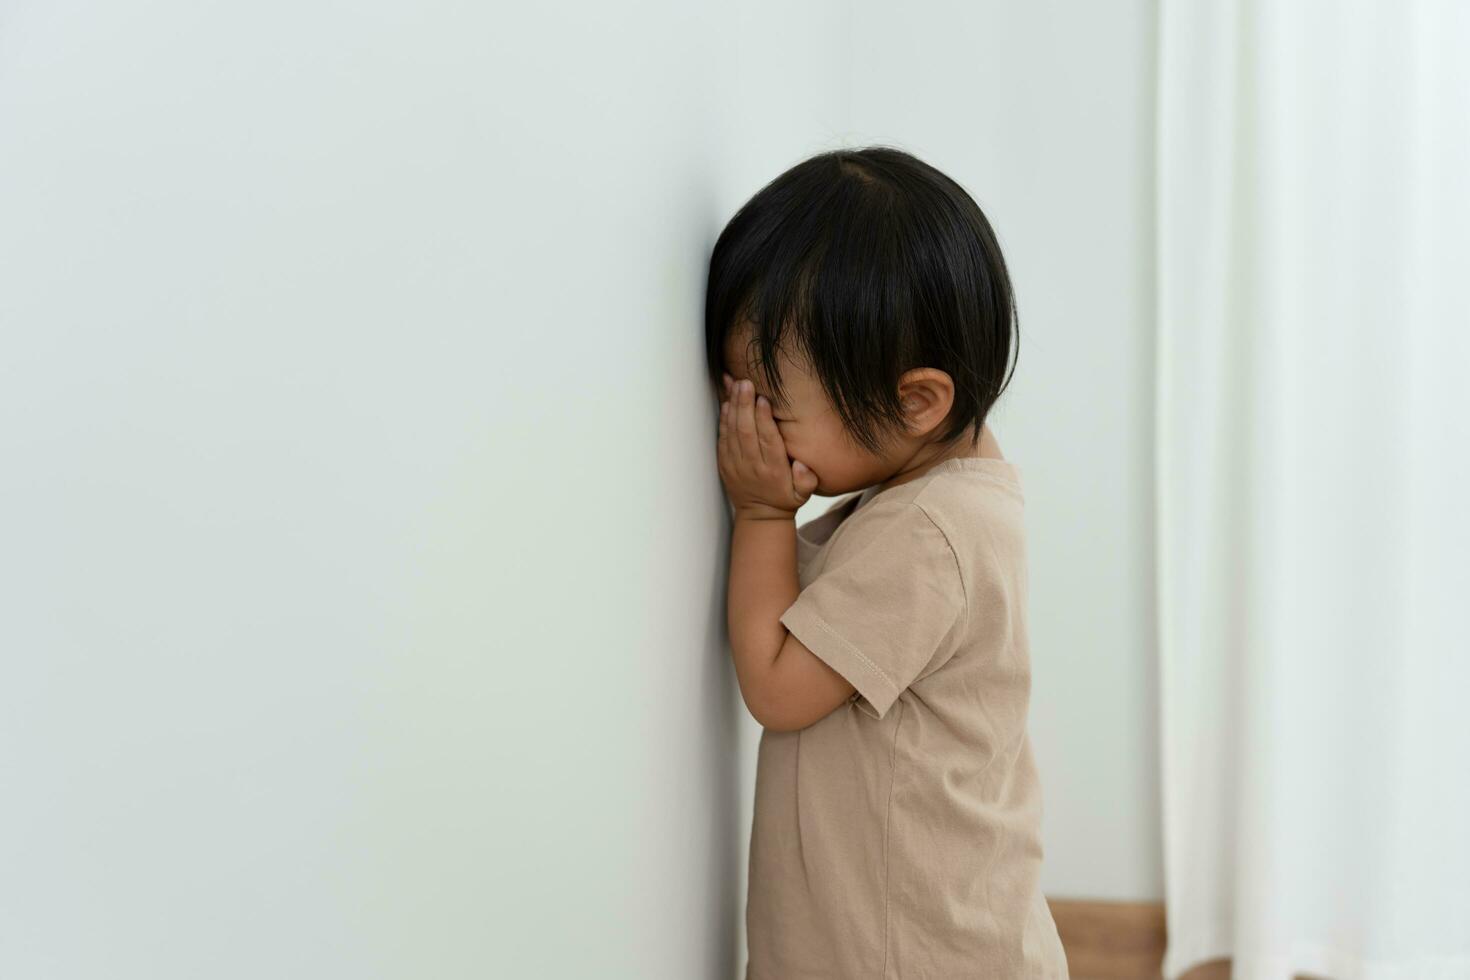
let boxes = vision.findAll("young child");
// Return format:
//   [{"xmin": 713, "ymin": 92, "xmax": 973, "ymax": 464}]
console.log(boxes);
[{"xmin": 706, "ymin": 146, "xmax": 1069, "ymax": 979}]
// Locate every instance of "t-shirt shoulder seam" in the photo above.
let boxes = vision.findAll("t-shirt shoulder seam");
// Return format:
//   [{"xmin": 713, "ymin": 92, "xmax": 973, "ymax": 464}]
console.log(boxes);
[
  {"xmin": 910, "ymin": 500, "xmax": 970, "ymax": 639},
  {"xmin": 920, "ymin": 467, "xmax": 1023, "ymax": 497}
]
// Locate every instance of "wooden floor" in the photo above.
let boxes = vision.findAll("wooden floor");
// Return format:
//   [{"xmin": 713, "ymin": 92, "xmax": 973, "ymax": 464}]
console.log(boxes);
[{"xmin": 1047, "ymin": 898, "xmax": 1321, "ymax": 980}]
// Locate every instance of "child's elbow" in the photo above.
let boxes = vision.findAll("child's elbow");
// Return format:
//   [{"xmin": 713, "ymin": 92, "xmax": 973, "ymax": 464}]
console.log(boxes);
[
  {"xmin": 745, "ymin": 686, "xmax": 800, "ymax": 732},
  {"xmin": 748, "ymin": 695, "xmax": 795, "ymax": 732}
]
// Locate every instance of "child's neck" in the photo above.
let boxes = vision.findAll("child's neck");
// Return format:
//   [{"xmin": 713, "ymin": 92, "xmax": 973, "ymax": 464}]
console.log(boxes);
[{"xmin": 875, "ymin": 424, "xmax": 1003, "ymax": 494}]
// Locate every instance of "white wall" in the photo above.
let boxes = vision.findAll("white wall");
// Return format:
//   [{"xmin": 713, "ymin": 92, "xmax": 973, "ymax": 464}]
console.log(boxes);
[
  {"xmin": 1, "ymin": 2, "xmax": 1160, "ymax": 977},
  {"xmin": 0, "ymin": 2, "xmax": 848, "ymax": 977}
]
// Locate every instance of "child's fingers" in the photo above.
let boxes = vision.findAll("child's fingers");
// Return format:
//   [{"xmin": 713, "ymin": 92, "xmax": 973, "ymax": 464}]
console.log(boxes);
[
  {"xmin": 754, "ymin": 395, "xmax": 782, "ymax": 465},
  {"xmin": 718, "ymin": 397, "xmax": 733, "ymax": 469},
  {"xmin": 735, "ymin": 381, "xmax": 760, "ymax": 463},
  {"xmin": 790, "ymin": 458, "xmax": 818, "ymax": 503},
  {"xmin": 721, "ymin": 392, "xmax": 747, "ymax": 470}
]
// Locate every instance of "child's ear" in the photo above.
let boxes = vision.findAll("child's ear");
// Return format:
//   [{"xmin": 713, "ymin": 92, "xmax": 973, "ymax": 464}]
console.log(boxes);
[{"xmin": 897, "ymin": 368, "xmax": 956, "ymax": 436}]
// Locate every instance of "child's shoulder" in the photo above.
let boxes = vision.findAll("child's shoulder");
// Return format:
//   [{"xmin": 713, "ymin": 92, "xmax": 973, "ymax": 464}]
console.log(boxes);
[
  {"xmin": 910, "ymin": 462, "xmax": 1023, "ymax": 516},
  {"xmin": 906, "ymin": 465, "xmax": 1028, "ymax": 561},
  {"xmin": 815, "ymin": 460, "xmax": 1024, "ymax": 562},
  {"xmin": 860, "ymin": 460, "xmax": 1023, "ymax": 526}
]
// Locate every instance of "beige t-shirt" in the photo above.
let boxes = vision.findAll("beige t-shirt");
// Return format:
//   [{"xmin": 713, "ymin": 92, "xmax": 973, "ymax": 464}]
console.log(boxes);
[{"xmin": 745, "ymin": 456, "xmax": 1068, "ymax": 979}]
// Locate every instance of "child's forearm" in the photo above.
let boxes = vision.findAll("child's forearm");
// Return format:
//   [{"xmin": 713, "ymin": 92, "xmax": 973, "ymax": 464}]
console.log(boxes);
[{"xmin": 727, "ymin": 512, "xmax": 801, "ymax": 713}]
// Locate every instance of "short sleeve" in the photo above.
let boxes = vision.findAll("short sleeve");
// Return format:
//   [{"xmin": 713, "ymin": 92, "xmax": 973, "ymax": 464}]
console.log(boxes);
[{"xmin": 779, "ymin": 500, "xmax": 967, "ymax": 720}]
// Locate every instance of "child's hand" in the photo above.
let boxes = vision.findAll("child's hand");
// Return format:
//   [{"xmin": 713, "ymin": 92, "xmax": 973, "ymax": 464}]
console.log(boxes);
[{"xmin": 718, "ymin": 372, "xmax": 819, "ymax": 520}]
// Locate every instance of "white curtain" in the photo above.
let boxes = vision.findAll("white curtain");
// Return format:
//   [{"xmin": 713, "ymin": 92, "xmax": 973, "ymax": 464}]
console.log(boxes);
[{"xmin": 1156, "ymin": 2, "xmax": 1470, "ymax": 978}]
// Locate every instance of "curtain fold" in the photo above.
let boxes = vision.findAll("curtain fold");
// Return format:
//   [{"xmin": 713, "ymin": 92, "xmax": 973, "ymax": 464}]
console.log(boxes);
[{"xmin": 1155, "ymin": 1, "xmax": 1470, "ymax": 977}]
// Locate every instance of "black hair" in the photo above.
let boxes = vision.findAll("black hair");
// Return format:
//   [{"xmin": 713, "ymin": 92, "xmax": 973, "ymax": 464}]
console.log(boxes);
[{"xmin": 704, "ymin": 145, "xmax": 1019, "ymax": 456}]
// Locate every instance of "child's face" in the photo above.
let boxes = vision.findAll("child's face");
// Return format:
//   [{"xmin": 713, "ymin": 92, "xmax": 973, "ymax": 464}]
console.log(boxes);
[{"xmin": 722, "ymin": 321, "xmax": 907, "ymax": 498}]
